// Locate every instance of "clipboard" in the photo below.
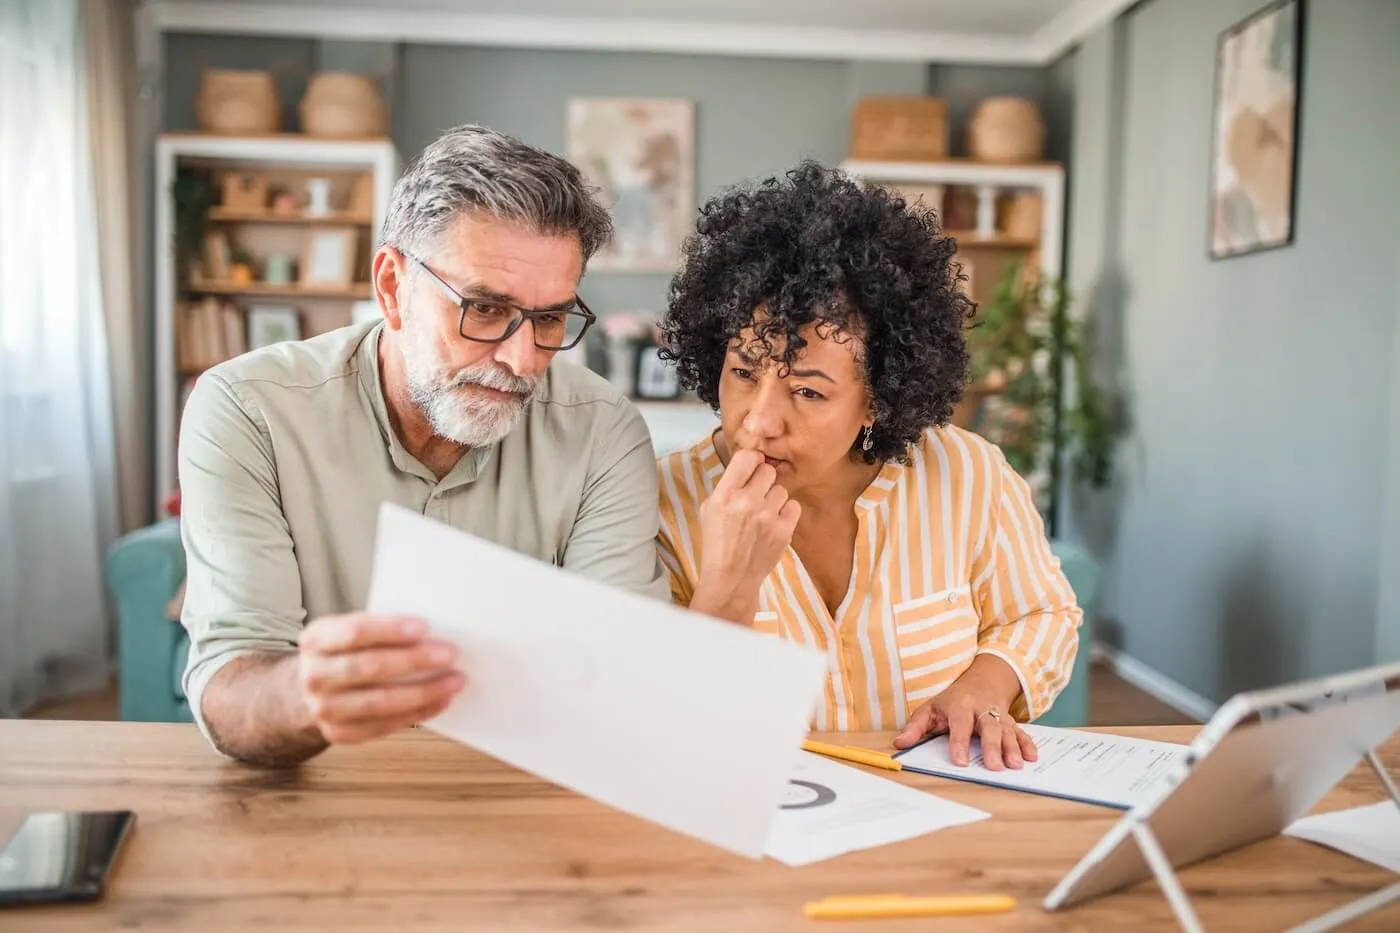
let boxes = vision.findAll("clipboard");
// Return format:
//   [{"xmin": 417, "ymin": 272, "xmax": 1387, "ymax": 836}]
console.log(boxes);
[
  {"xmin": 1043, "ymin": 660, "xmax": 1400, "ymax": 933},
  {"xmin": 893, "ymin": 723, "xmax": 1189, "ymax": 810}
]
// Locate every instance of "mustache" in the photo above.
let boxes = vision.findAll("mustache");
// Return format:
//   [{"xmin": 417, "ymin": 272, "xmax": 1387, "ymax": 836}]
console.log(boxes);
[{"xmin": 447, "ymin": 363, "xmax": 539, "ymax": 396}]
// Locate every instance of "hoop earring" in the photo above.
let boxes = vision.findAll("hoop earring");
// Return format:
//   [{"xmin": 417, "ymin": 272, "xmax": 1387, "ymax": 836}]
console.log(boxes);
[{"xmin": 861, "ymin": 425, "xmax": 874, "ymax": 453}]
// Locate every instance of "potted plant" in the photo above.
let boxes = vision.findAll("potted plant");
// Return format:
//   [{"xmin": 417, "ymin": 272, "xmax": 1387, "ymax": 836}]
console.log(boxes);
[
  {"xmin": 171, "ymin": 168, "xmax": 217, "ymax": 287},
  {"xmin": 963, "ymin": 259, "xmax": 1114, "ymax": 530}
]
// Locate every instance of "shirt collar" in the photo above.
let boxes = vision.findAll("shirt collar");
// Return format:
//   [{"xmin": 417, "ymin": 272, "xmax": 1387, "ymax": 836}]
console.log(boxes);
[{"xmin": 354, "ymin": 320, "xmax": 497, "ymax": 489}]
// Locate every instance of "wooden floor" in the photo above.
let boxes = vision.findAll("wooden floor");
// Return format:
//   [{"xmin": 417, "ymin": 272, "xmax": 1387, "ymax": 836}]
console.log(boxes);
[
  {"xmin": 25, "ymin": 681, "xmax": 122, "ymax": 721},
  {"xmin": 26, "ymin": 661, "xmax": 1200, "ymax": 726},
  {"xmin": 1089, "ymin": 661, "xmax": 1196, "ymax": 726}
]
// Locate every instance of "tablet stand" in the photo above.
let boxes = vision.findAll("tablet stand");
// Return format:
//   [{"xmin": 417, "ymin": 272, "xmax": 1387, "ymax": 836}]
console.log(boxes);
[{"xmin": 1128, "ymin": 750, "xmax": 1400, "ymax": 933}]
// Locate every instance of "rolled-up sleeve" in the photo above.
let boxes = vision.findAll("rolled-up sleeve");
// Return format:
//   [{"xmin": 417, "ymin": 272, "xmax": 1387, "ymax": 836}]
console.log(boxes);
[
  {"xmin": 970, "ymin": 450, "xmax": 1083, "ymax": 721},
  {"xmin": 177, "ymin": 372, "xmax": 306, "ymax": 741},
  {"xmin": 560, "ymin": 399, "xmax": 670, "ymax": 602}
]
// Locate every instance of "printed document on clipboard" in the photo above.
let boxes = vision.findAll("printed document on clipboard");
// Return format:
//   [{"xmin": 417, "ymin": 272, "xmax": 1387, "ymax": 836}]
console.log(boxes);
[{"xmin": 893, "ymin": 724, "xmax": 1189, "ymax": 810}]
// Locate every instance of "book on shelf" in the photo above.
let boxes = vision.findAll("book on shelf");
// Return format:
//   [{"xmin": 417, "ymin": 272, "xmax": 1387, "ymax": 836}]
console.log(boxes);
[{"xmin": 178, "ymin": 296, "xmax": 247, "ymax": 373}]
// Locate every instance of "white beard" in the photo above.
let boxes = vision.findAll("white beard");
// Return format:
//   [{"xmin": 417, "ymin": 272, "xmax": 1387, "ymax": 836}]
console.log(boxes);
[{"xmin": 400, "ymin": 312, "xmax": 539, "ymax": 448}]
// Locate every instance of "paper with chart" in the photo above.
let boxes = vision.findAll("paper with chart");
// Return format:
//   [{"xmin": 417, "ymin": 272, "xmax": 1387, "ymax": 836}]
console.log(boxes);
[
  {"xmin": 365, "ymin": 503, "xmax": 828, "ymax": 860},
  {"xmin": 764, "ymin": 752, "xmax": 990, "ymax": 866},
  {"xmin": 895, "ymin": 724, "xmax": 1188, "ymax": 810},
  {"xmin": 1285, "ymin": 802, "xmax": 1400, "ymax": 873}
]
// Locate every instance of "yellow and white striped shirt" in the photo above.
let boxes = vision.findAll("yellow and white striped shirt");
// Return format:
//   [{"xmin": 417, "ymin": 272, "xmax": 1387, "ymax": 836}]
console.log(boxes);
[{"xmin": 656, "ymin": 426, "xmax": 1082, "ymax": 732}]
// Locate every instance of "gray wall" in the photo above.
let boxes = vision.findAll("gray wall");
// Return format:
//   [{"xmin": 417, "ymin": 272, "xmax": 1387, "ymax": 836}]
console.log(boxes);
[
  {"xmin": 1066, "ymin": 0, "xmax": 1400, "ymax": 700},
  {"xmin": 396, "ymin": 45, "xmax": 853, "ymax": 316},
  {"xmin": 1381, "ymin": 242, "xmax": 1400, "ymax": 663}
]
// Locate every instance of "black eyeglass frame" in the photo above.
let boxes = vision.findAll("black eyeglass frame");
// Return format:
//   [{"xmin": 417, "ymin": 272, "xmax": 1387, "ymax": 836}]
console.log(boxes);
[{"xmin": 401, "ymin": 249, "xmax": 596, "ymax": 351}]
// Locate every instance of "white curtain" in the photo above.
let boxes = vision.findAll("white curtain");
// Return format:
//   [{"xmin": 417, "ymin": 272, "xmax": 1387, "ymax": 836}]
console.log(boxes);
[
  {"xmin": 85, "ymin": 0, "xmax": 147, "ymax": 536},
  {"xmin": 0, "ymin": 0, "xmax": 119, "ymax": 715}
]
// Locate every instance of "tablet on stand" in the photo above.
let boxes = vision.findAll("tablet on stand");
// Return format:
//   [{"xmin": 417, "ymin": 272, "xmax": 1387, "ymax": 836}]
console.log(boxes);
[{"xmin": 1043, "ymin": 660, "xmax": 1400, "ymax": 933}]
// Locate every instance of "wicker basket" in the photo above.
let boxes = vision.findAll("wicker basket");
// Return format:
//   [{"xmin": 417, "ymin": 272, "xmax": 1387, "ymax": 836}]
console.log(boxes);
[
  {"xmin": 195, "ymin": 69, "xmax": 280, "ymax": 135},
  {"xmin": 966, "ymin": 97, "xmax": 1046, "ymax": 164},
  {"xmin": 300, "ymin": 73, "xmax": 388, "ymax": 138},
  {"xmin": 850, "ymin": 97, "xmax": 948, "ymax": 162}
]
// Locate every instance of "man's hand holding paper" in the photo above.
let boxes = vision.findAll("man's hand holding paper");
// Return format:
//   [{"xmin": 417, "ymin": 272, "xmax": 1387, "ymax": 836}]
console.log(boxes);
[
  {"xmin": 297, "ymin": 613, "xmax": 465, "ymax": 745},
  {"xmin": 364, "ymin": 502, "xmax": 828, "ymax": 859}
]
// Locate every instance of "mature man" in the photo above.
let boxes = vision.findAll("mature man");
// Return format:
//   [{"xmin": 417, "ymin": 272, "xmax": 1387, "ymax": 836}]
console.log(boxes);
[{"xmin": 178, "ymin": 125, "xmax": 666, "ymax": 767}]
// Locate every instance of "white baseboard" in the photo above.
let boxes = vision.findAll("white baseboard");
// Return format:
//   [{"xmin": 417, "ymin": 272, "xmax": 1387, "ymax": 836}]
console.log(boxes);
[{"xmin": 1091, "ymin": 643, "xmax": 1220, "ymax": 723}]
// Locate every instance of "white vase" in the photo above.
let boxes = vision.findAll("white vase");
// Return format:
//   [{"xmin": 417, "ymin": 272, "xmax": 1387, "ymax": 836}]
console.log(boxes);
[{"xmin": 305, "ymin": 178, "xmax": 333, "ymax": 217}]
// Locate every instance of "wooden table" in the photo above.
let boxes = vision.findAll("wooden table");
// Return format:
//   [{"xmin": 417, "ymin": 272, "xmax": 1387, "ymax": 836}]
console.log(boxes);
[{"xmin": 1, "ymin": 721, "xmax": 1396, "ymax": 932}]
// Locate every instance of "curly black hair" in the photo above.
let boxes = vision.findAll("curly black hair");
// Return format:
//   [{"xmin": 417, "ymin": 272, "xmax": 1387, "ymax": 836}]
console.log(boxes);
[{"xmin": 659, "ymin": 160, "xmax": 975, "ymax": 464}]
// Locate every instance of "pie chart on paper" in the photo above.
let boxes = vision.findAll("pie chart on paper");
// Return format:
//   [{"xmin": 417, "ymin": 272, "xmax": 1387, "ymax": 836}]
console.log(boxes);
[{"xmin": 780, "ymin": 779, "xmax": 837, "ymax": 810}]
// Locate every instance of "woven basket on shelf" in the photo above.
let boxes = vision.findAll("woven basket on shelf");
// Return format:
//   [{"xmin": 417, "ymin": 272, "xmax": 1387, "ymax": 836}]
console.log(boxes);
[
  {"xmin": 849, "ymin": 97, "xmax": 948, "ymax": 162},
  {"xmin": 300, "ymin": 73, "xmax": 388, "ymax": 138},
  {"xmin": 195, "ymin": 69, "xmax": 280, "ymax": 135},
  {"xmin": 966, "ymin": 97, "xmax": 1046, "ymax": 164}
]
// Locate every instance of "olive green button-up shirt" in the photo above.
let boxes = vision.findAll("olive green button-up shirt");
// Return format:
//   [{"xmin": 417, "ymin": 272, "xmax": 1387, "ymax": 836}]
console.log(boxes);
[{"xmin": 177, "ymin": 320, "xmax": 667, "ymax": 738}]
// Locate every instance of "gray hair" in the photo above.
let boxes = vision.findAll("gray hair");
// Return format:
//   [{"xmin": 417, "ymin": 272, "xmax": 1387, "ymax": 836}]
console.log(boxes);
[{"xmin": 379, "ymin": 124, "xmax": 613, "ymax": 263}]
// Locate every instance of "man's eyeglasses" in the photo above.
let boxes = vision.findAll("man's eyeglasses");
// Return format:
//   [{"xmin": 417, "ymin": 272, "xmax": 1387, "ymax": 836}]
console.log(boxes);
[{"xmin": 402, "ymin": 251, "xmax": 595, "ymax": 351}]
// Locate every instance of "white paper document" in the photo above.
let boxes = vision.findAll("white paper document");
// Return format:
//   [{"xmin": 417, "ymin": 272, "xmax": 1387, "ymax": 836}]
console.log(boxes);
[
  {"xmin": 1285, "ymin": 802, "xmax": 1400, "ymax": 873},
  {"xmin": 764, "ymin": 752, "xmax": 989, "ymax": 866},
  {"xmin": 894, "ymin": 724, "xmax": 1188, "ymax": 810},
  {"xmin": 365, "ymin": 504, "xmax": 828, "ymax": 859}
]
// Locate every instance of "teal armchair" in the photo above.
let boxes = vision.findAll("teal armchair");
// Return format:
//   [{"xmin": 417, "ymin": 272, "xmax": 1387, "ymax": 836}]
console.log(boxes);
[
  {"xmin": 105, "ymin": 519, "xmax": 193, "ymax": 723},
  {"xmin": 1035, "ymin": 540, "xmax": 1102, "ymax": 727}
]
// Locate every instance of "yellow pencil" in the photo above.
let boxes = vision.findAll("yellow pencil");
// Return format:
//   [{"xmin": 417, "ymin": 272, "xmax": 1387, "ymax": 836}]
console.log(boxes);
[
  {"xmin": 801, "ymin": 739, "xmax": 903, "ymax": 772},
  {"xmin": 803, "ymin": 893, "xmax": 1016, "ymax": 920}
]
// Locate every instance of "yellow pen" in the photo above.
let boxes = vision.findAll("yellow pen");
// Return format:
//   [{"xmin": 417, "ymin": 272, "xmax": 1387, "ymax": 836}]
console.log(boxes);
[
  {"xmin": 801, "ymin": 739, "xmax": 903, "ymax": 772},
  {"xmin": 803, "ymin": 893, "xmax": 1017, "ymax": 920}
]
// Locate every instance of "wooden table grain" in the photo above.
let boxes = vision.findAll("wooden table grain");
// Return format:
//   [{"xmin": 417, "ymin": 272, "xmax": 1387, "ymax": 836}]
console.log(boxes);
[{"xmin": 1, "ymin": 721, "xmax": 1396, "ymax": 932}]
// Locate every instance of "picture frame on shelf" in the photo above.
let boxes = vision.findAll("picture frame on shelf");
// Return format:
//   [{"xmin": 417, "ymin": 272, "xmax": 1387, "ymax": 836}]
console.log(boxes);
[
  {"xmin": 300, "ymin": 226, "xmax": 357, "ymax": 288},
  {"xmin": 1208, "ymin": 0, "xmax": 1303, "ymax": 259},
  {"xmin": 248, "ymin": 305, "xmax": 302, "ymax": 349},
  {"xmin": 634, "ymin": 343, "xmax": 682, "ymax": 400}
]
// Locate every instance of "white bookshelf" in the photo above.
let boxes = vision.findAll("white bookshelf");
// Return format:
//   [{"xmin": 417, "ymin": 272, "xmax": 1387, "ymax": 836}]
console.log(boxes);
[
  {"xmin": 838, "ymin": 158, "xmax": 1066, "ymax": 283},
  {"xmin": 153, "ymin": 133, "xmax": 400, "ymax": 512}
]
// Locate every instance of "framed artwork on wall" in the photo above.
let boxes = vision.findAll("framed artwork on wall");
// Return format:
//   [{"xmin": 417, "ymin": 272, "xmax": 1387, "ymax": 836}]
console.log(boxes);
[
  {"xmin": 1208, "ymin": 0, "xmax": 1304, "ymax": 259},
  {"xmin": 566, "ymin": 97, "xmax": 694, "ymax": 272}
]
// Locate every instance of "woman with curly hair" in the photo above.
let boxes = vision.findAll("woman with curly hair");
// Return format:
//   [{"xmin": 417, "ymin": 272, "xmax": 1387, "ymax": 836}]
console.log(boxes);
[{"xmin": 655, "ymin": 162, "xmax": 1081, "ymax": 769}]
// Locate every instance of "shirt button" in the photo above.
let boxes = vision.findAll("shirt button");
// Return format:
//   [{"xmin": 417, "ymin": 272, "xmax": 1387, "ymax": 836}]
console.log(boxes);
[{"xmin": 947, "ymin": 591, "xmax": 958, "ymax": 603}]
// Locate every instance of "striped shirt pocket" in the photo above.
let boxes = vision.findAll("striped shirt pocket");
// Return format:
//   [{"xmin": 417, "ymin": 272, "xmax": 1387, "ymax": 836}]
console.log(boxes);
[{"xmin": 893, "ymin": 584, "xmax": 979, "ymax": 701}]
